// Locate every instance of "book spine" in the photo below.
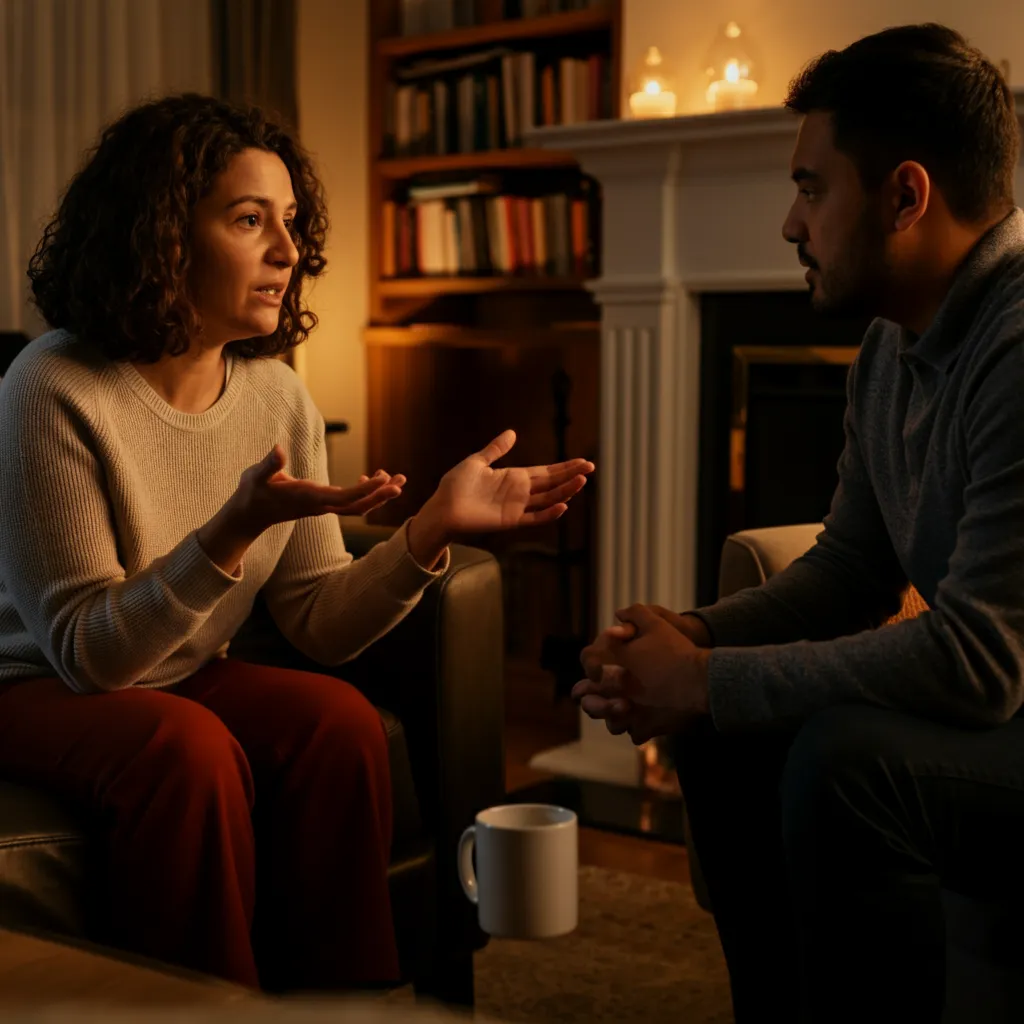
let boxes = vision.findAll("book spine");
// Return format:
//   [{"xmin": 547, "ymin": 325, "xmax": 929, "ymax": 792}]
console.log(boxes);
[
  {"xmin": 381, "ymin": 201, "xmax": 397, "ymax": 278},
  {"xmin": 501, "ymin": 54, "xmax": 519, "ymax": 147},
  {"xmin": 443, "ymin": 204, "xmax": 459, "ymax": 275},
  {"xmin": 486, "ymin": 74, "xmax": 501, "ymax": 151},
  {"xmin": 518, "ymin": 52, "xmax": 536, "ymax": 141},
  {"xmin": 541, "ymin": 63, "xmax": 556, "ymax": 126},
  {"xmin": 457, "ymin": 197, "xmax": 475, "ymax": 272},
  {"xmin": 531, "ymin": 198, "xmax": 547, "ymax": 275},
  {"xmin": 471, "ymin": 197, "xmax": 491, "ymax": 273}
]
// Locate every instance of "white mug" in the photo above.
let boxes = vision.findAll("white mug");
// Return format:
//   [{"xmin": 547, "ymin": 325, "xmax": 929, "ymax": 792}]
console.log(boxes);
[{"xmin": 457, "ymin": 803, "xmax": 578, "ymax": 939}]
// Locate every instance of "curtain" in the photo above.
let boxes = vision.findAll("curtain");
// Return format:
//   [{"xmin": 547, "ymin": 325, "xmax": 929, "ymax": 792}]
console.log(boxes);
[
  {"xmin": 0, "ymin": 0, "xmax": 212, "ymax": 335},
  {"xmin": 211, "ymin": 0, "xmax": 297, "ymax": 128}
]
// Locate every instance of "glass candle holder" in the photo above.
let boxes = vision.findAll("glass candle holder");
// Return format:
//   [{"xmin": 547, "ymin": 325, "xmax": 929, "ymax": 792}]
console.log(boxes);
[
  {"xmin": 628, "ymin": 46, "xmax": 678, "ymax": 119},
  {"xmin": 703, "ymin": 21, "xmax": 760, "ymax": 111}
]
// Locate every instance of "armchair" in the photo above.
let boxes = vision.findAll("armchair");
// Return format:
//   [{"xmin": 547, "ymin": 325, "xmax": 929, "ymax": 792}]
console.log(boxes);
[
  {"xmin": 0, "ymin": 523, "xmax": 505, "ymax": 1004},
  {"xmin": 686, "ymin": 524, "xmax": 1024, "ymax": 1024}
]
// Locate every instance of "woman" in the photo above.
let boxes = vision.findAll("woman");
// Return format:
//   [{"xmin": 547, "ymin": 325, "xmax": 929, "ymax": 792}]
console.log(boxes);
[{"xmin": 0, "ymin": 94, "xmax": 592, "ymax": 992}]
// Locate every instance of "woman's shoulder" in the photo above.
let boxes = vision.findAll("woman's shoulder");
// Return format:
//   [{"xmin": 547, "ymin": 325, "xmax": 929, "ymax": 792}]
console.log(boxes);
[
  {"xmin": 243, "ymin": 354, "xmax": 318, "ymax": 414},
  {"xmin": 241, "ymin": 353, "xmax": 323, "ymax": 440},
  {"xmin": 0, "ymin": 330, "xmax": 108, "ymax": 412}
]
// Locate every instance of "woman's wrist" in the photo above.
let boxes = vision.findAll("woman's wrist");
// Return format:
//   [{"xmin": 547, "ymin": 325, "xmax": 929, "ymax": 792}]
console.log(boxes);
[
  {"xmin": 407, "ymin": 497, "xmax": 451, "ymax": 571},
  {"xmin": 196, "ymin": 497, "xmax": 262, "ymax": 576}
]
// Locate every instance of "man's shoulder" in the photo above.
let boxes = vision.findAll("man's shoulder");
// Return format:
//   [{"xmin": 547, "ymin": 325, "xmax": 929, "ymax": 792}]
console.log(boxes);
[{"xmin": 984, "ymin": 248, "xmax": 1024, "ymax": 330}]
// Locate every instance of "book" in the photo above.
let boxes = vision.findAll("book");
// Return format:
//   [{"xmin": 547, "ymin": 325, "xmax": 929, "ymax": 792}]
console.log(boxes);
[
  {"xmin": 517, "ymin": 52, "xmax": 536, "ymax": 140},
  {"xmin": 381, "ymin": 202, "xmax": 397, "ymax": 278},
  {"xmin": 408, "ymin": 177, "xmax": 499, "ymax": 202},
  {"xmin": 501, "ymin": 55, "xmax": 519, "ymax": 146},
  {"xmin": 396, "ymin": 48, "xmax": 510, "ymax": 82},
  {"xmin": 382, "ymin": 181, "xmax": 600, "ymax": 280},
  {"xmin": 385, "ymin": 43, "xmax": 612, "ymax": 160}
]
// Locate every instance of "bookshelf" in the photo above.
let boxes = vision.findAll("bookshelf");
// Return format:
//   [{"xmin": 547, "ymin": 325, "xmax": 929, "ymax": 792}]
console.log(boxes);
[
  {"xmin": 368, "ymin": 0, "xmax": 621, "ymax": 320},
  {"xmin": 376, "ymin": 6, "xmax": 616, "ymax": 58},
  {"xmin": 364, "ymin": 0, "xmax": 619, "ymax": 663}
]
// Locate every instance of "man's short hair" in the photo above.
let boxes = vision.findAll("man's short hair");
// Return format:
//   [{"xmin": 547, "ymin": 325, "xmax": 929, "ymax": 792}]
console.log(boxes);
[{"xmin": 785, "ymin": 24, "xmax": 1020, "ymax": 223}]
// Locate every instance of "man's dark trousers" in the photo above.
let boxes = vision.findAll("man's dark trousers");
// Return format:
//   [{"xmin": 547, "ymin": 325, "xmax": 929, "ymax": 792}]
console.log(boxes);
[{"xmin": 675, "ymin": 705, "xmax": 1024, "ymax": 1023}]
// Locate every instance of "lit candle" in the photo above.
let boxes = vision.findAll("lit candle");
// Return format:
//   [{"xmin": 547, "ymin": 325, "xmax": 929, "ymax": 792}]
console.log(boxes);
[
  {"xmin": 629, "ymin": 78, "xmax": 678, "ymax": 119},
  {"xmin": 707, "ymin": 59, "xmax": 759, "ymax": 111}
]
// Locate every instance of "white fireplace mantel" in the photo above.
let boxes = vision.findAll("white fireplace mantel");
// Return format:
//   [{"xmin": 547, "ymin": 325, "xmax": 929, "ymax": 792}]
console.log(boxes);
[{"xmin": 524, "ymin": 95, "xmax": 1024, "ymax": 786}]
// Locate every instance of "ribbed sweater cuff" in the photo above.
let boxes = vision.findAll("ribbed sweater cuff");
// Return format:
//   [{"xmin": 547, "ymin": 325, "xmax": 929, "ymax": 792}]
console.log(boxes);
[
  {"xmin": 370, "ymin": 520, "xmax": 451, "ymax": 600},
  {"xmin": 707, "ymin": 646, "xmax": 774, "ymax": 733},
  {"xmin": 162, "ymin": 531, "xmax": 243, "ymax": 612}
]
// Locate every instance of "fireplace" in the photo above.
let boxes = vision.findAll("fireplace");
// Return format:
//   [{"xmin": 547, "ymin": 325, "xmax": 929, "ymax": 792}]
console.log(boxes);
[{"xmin": 696, "ymin": 292, "xmax": 868, "ymax": 605}]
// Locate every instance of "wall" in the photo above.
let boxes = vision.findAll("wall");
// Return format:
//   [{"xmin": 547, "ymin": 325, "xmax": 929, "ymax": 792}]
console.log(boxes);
[
  {"xmin": 624, "ymin": 0, "xmax": 1024, "ymax": 115},
  {"xmin": 295, "ymin": 0, "xmax": 369, "ymax": 484}
]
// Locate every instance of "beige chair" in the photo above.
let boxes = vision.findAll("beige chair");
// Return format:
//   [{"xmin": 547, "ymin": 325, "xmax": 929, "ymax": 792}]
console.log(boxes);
[{"xmin": 686, "ymin": 524, "xmax": 1023, "ymax": 1023}]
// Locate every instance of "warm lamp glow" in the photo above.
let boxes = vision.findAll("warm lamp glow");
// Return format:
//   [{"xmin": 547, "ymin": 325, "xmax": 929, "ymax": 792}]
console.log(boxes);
[
  {"xmin": 703, "ymin": 22, "xmax": 761, "ymax": 112},
  {"xmin": 628, "ymin": 46, "xmax": 678, "ymax": 119}
]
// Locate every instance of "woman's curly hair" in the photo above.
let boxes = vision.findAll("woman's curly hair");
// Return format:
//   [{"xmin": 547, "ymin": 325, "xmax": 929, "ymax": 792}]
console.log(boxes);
[{"xmin": 28, "ymin": 93, "xmax": 328, "ymax": 362}]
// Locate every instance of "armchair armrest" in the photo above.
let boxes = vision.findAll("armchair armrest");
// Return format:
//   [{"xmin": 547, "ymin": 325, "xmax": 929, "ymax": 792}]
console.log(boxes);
[
  {"xmin": 230, "ymin": 521, "xmax": 505, "ymax": 961},
  {"xmin": 718, "ymin": 524, "xmax": 822, "ymax": 599}
]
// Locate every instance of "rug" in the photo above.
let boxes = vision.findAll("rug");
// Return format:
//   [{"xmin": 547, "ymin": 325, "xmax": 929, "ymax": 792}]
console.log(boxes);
[{"xmin": 472, "ymin": 865, "xmax": 733, "ymax": 1023}]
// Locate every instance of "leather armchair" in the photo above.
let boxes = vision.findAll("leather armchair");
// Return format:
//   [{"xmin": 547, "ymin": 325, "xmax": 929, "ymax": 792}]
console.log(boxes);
[
  {"xmin": 0, "ymin": 523, "xmax": 505, "ymax": 1004},
  {"xmin": 688, "ymin": 525, "xmax": 1024, "ymax": 1024}
]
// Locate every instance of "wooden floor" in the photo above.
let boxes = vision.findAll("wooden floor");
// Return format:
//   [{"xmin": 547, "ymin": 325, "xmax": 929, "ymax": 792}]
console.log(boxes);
[{"xmin": 504, "ymin": 657, "xmax": 690, "ymax": 886}]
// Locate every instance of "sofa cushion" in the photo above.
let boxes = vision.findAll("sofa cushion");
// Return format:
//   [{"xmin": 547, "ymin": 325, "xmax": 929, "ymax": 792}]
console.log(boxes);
[{"xmin": 0, "ymin": 779, "xmax": 89, "ymax": 937}]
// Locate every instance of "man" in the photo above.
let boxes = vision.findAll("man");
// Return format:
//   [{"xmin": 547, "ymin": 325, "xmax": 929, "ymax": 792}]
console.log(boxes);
[{"xmin": 574, "ymin": 23, "xmax": 1024, "ymax": 1024}]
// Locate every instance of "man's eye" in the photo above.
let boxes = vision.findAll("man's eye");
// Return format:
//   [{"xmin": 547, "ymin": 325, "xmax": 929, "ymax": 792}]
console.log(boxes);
[{"xmin": 799, "ymin": 188, "xmax": 815, "ymax": 200}]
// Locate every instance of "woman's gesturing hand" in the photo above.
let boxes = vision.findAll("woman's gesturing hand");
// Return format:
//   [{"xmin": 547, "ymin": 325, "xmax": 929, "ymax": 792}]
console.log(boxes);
[
  {"xmin": 407, "ymin": 429, "xmax": 594, "ymax": 569},
  {"xmin": 198, "ymin": 446, "xmax": 406, "ymax": 576},
  {"xmin": 233, "ymin": 445, "xmax": 406, "ymax": 535}
]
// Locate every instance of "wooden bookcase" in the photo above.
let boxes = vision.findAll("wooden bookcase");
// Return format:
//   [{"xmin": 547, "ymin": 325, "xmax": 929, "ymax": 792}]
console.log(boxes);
[{"xmin": 364, "ymin": 0, "xmax": 621, "ymax": 669}]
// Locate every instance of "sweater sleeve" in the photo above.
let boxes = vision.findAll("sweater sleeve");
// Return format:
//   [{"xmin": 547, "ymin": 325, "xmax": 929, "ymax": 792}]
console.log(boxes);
[
  {"xmin": 0, "ymin": 367, "xmax": 242, "ymax": 694},
  {"xmin": 692, "ymin": 345, "xmax": 907, "ymax": 648},
  {"xmin": 261, "ymin": 425, "xmax": 449, "ymax": 665},
  {"xmin": 707, "ymin": 331, "xmax": 1024, "ymax": 733}
]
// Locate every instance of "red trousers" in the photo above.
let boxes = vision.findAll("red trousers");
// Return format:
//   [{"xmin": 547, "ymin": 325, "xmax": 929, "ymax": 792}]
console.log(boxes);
[{"xmin": 0, "ymin": 658, "xmax": 398, "ymax": 991}]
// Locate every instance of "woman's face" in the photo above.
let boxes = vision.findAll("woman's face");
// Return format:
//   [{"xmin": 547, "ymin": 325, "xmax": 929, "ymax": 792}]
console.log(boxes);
[{"xmin": 187, "ymin": 147, "xmax": 300, "ymax": 348}]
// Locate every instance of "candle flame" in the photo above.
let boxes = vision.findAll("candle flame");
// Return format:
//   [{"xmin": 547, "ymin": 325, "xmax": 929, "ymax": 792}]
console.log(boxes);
[
  {"xmin": 644, "ymin": 79, "xmax": 661, "ymax": 95},
  {"xmin": 725, "ymin": 60, "xmax": 740, "ymax": 83}
]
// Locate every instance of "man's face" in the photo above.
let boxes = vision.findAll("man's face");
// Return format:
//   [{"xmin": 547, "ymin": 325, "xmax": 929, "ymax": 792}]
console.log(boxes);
[{"xmin": 782, "ymin": 112, "xmax": 889, "ymax": 317}]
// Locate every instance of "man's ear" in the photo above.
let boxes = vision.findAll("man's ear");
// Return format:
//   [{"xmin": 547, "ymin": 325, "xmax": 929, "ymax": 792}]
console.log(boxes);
[{"xmin": 889, "ymin": 161, "xmax": 931, "ymax": 232}]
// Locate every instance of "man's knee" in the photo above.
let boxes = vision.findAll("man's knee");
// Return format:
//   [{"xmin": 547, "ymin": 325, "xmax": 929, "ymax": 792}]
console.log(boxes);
[{"xmin": 780, "ymin": 705, "xmax": 906, "ymax": 852}]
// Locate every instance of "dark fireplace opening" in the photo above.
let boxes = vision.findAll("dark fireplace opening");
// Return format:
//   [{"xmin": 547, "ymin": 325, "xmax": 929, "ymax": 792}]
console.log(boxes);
[{"xmin": 697, "ymin": 292, "xmax": 870, "ymax": 606}]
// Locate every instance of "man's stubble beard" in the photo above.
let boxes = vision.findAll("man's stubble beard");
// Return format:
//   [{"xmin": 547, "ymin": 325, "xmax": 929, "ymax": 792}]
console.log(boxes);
[{"xmin": 809, "ymin": 218, "xmax": 889, "ymax": 319}]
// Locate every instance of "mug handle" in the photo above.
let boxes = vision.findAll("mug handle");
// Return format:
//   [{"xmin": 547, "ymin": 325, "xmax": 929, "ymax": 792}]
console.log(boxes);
[{"xmin": 457, "ymin": 825, "xmax": 478, "ymax": 904}]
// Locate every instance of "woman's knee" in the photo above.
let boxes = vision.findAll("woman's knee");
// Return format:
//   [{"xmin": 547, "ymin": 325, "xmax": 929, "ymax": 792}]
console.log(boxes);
[
  {"xmin": 287, "ymin": 672, "xmax": 388, "ymax": 765},
  {"xmin": 129, "ymin": 695, "xmax": 254, "ymax": 806}
]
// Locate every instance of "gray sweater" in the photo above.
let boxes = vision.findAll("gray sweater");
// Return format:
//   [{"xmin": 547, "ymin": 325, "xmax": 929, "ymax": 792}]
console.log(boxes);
[{"xmin": 697, "ymin": 208, "xmax": 1024, "ymax": 733}]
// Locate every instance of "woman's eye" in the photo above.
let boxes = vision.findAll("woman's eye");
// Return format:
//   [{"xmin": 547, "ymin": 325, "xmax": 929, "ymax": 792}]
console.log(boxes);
[
  {"xmin": 240, "ymin": 213, "xmax": 260, "ymax": 228},
  {"xmin": 799, "ymin": 189, "xmax": 815, "ymax": 200}
]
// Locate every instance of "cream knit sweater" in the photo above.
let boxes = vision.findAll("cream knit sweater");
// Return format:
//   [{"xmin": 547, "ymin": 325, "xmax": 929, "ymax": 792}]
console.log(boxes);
[{"xmin": 0, "ymin": 330, "xmax": 448, "ymax": 694}]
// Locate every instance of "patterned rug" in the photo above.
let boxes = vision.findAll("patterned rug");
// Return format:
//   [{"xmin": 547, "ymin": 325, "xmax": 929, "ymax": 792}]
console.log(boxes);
[
  {"xmin": 2, "ymin": 868, "xmax": 732, "ymax": 1022},
  {"xmin": 472, "ymin": 865, "xmax": 733, "ymax": 1023}
]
